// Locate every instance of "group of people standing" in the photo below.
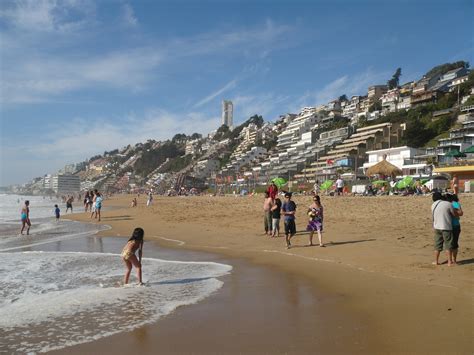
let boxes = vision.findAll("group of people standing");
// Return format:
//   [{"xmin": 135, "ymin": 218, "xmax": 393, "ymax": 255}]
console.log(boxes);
[
  {"xmin": 431, "ymin": 192, "xmax": 463, "ymax": 266},
  {"xmin": 83, "ymin": 190, "xmax": 103, "ymax": 222},
  {"xmin": 263, "ymin": 182, "xmax": 325, "ymax": 249}
]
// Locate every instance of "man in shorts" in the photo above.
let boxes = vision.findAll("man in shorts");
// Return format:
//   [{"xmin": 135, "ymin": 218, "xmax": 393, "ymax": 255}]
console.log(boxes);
[
  {"xmin": 282, "ymin": 192, "xmax": 297, "ymax": 249},
  {"xmin": 431, "ymin": 192, "xmax": 455, "ymax": 266}
]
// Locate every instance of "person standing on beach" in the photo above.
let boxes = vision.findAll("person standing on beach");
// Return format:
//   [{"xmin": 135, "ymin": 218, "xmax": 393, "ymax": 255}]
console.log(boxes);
[
  {"xmin": 54, "ymin": 204, "xmax": 60, "ymax": 222},
  {"xmin": 84, "ymin": 191, "xmax": 90, "ymax": 212},
  {"xmin": 121, "ymin": 227, "xmax": 144, "ymax": 285},
  {"xmin": 307, "ymin": 195, "xmax": 324, "ymax": 247},
  {"xmin": 147, "ymin": 192, "xmax": 153, "ymax": 206},
  {"xmin": 95, "ymin": 192, "xmax": 103, "ymax": 222},
  {"xmin": 271, "ymin": 197, "xmax": 282, "ymax": 238},
  {"xmin": 90, "ymin": 190, "xmax": 98, "ymax": 219},
  {"xmin": 66, "ymin": 196, "xmax": 73, "ymax": 213},
  {"xmin": 431, "ymin": 192, "xmax": 455, "ymax": 266},
  {"xmin": 447, "ymin": 194, "xmax": 463, "ymax": 265},
  {"xmin": 313, "ymin": 180, "xmax": 320, "ymax": 195},
  {"xmin": 263, "ymin": 192, "xmax": 273, "ymax": 235},
  {"xmin": 335, "ymin": 176, "xmax": 344, "ymax": 196},
  {"xmin": 20, "ymin": 200, "xmax": 31, "ymax": 235},
  {"xmin": 451, "ymin": 174, "xmax": 459, "ymax": 195},
  {"xmin": 282, "ymin": 192, "xmax": 297, "ymax": 248},
  {"xmin": 267, "ymin": 182, "xmax": 278, "ymax": 200}
]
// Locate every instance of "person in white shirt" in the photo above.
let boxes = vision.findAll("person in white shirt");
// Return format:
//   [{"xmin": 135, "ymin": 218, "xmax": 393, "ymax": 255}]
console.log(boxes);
[
  {"xmin": 335, "ymin": 177, "xmax": 344, "ymax": 196},
  {"xmin": 431, "ymin": 192, "xmax": 455, "ymax": 266}
]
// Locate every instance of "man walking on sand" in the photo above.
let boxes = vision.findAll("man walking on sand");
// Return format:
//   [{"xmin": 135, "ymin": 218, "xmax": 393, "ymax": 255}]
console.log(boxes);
[
  {"xmin": 431, "ymin": 192, "xmax": 455, "ymax": 266},
  {"xmin": 282, "ymin": 192, "xmax": 297, "ymax": 248}
]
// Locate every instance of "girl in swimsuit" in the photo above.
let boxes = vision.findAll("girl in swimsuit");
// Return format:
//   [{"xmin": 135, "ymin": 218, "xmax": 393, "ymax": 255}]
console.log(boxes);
[
  {"xmin": 20, "ymin": 200, "xmax": 31, "ymax": 235},
  {"xmin": 121, "ymin": 227, "xmax": 144, "ymax": 285}
]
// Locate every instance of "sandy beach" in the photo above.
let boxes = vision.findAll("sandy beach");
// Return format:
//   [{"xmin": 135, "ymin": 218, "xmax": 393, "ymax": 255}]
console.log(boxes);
[{"xmin": 66, "ymin": 193, "xmax": 474, "ymax": 354}]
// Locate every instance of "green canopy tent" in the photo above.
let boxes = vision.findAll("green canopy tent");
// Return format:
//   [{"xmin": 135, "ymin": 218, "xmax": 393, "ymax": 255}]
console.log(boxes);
[
  {"xmin": 444, "ymin": 150, "xmax": 467, "ymax": 158},
  {"xmin": 396, "ymin": 176, "xmax": 414, "ymax": 189},
  {"xmin": 271, "ymin": 177, "xmax": 287, "ymax": 189},
  {"xmin": 372, "ymin": 180, "xmax": 388, "ymax": 186},
  {"xmin": 320, "ymin": 180, "xmax": 334, "ymax": 191},
  {"xmin": 462, "ymin": 145, "xmax": 474, "ymax": 154},
  {"xmin": 420, "ymin": 178, "xmax": 430, "ymax": 185}
]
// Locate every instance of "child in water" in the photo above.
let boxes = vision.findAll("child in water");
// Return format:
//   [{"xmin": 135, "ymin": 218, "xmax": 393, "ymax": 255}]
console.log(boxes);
[
  {"xmin": 121, "ymin": 227, "xmax": 144, "ymax": 285},
  {"xmin": 54, "ymin": 204, "xmax": 60, "ymax": 222}
]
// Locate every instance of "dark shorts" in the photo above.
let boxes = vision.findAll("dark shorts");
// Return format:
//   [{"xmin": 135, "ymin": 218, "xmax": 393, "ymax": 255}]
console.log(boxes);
[
  {"xmin": 452, "ymin": 225, "xmax": 461, "ymax": 249},
  {"xmin": 337, "ymin": 187, "xmax": 343, "ymax": 194},
  {"xmin": 434, "ymin": 229, "xmax": 453, "ymax": 251},
  {"xmin": 284, "ymin": 219, "xmax": 296, "ymax": 236},
  {"xmin": 66, "ymin": 203, "xmax": 72, "ymax": 208}
]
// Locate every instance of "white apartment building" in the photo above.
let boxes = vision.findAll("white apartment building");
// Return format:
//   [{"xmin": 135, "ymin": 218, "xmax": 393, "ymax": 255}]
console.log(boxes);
[
  {"xmin": 363, "ymin": 146, "xmax": 427, "ymax": 176},
  {"xmin": 381, "ymin": 89, "xmax": 400, "ymax": 114},
  {"xmin": 52, "ymin": 173, "xmax": 81, "ymax": 193},
  {"xmin": 43, "ymin": 174, "xmax": 53, "ymax": 189},
  {"xmin": 222, "ymin": 100, "xmax": 233, "ymax": 129}
]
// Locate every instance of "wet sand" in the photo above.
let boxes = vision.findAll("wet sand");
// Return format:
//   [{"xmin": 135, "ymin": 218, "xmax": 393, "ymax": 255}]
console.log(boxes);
[{"xmin": 66, "ymin": 194, "xmax": 474, "ymax": 354}]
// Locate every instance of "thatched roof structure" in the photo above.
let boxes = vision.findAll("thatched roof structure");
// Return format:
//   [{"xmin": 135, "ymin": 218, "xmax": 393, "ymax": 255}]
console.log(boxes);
[{"xmin": 366, "ymin": 155, "xmax": 402, "ymax": 178}]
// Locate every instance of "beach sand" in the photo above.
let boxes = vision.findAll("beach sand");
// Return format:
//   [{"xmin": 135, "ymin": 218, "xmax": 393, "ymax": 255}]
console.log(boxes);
[{"xmin": 67, "ymin": 193, "xmax": 474, "ymax": 354}]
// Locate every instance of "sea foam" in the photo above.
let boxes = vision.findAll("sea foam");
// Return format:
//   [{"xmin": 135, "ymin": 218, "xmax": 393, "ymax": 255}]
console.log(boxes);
[{"xmin": 0, "ymin": 251, "xmax": 232, "ymax": 353}]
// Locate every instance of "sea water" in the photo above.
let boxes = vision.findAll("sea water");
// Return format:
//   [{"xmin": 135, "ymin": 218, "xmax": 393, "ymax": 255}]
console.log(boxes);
[{"xmin": 0, "ymin": 195, "xmax": 232, "ymax": 354}]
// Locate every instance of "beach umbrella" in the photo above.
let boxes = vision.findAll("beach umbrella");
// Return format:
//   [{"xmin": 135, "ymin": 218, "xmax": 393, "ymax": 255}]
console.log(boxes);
[
  {"xmin": 372, "ymin": 180, "xmax": 388, "ymax": 186},
  {"xmin": 420, "ymin": 178, "xmax": 430, "ymax": 185},
  {"xmin": 271, "ymin": 177, "xmax": 287, "ymax": 188},
  {"xmin": 462, "ymin": 145, "xmax": 474, "ymax": 154},
  {"xmin": 444, "ymin": 149, "xmax": 466, "ymax": 158},
  {"xmin": 366, "ymin": 155, "xmax": 402, "ymax": 178},
  {"xmin": 320, "ymin": 180, "xmax": 334, "ymax": 191},
  {"xmin": 396, "ymin": 176, "xmax": 414, "ymax": 189}
]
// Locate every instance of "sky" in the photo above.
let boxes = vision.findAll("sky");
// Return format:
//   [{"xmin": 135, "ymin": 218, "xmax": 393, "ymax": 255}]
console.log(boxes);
[{"xmin": 0, "ymin": 0, "xmax": 473, "ymax": 186}]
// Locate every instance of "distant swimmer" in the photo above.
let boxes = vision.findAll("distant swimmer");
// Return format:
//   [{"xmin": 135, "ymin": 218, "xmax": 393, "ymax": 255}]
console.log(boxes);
[
  {"xmin": 20, "ymin": 200, "xmax": 31, "ymax": 235},
  {"xmin": 121, "ymin": 228, "xmax": 144, "ymax": 285}
]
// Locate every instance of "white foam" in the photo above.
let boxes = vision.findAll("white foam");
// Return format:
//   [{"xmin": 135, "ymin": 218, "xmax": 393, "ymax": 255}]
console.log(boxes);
[{"xmin": 0, "ymin": 251, "xmax": 232, "ymax": 353}]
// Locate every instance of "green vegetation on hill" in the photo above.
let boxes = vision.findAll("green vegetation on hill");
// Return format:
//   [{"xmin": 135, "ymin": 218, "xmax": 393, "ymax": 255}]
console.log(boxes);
[
  {"xmin": 134, "ymin": 141, "xmax": 184, "ymax": 177},
  {"xmin": 160, "ymin": 154, "xmax": 194, "ymax": 173},
  {"xmin": 424, "ymin": 61, "xmax": 469, "ymax": 78}
]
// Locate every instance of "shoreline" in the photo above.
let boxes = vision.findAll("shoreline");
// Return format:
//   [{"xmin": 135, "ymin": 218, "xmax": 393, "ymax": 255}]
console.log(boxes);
[{"xmin": 67, "ymin": 194, "xmax": 474, "ymax": 353}]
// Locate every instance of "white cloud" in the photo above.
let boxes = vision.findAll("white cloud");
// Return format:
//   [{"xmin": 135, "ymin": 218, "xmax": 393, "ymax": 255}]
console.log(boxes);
[
  {"xmin": 194, "ymin": 79, "xmax": 237, "ymax": 108},
  {"xmin": 300, "ymin": 68, "xmax": 390, "ymax": 107},
  {"xmin": 122, "ymin": 3, "xmax": 137, "ymax": 27},
  {"xmin": 0, "ymin": 108, "xmax": 220, "ymax": 185},
  {"xmin": 0, "ymin": 0, "xmax": 95, "ymax": 33},
  {"xmin": 232, "ymin": 93, "xmax": 292, "ymax": 123},
  {"xmin": 1, "ymin": 48, "xmax": 162, "ymax": 104}
]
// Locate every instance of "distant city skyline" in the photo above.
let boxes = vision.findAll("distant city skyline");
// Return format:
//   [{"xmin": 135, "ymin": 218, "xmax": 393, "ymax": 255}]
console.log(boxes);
[{"xmin": 1, "ymin": 0, "xmax": 473, "ymax": 185}]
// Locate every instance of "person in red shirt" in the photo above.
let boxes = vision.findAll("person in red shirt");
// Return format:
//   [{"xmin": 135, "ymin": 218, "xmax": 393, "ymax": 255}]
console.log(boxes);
[{"xmin": 267, "ymin": 182, "xmax": 278, "ymax": 200}]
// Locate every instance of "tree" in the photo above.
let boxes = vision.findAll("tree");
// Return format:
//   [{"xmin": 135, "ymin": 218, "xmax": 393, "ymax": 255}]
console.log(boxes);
[
  {"xmin": 172, "ymin": 133, "xmax": 187, "ymax": 144},
  {"xmin": 425, "ymin": 61, "xmax": 469, "ymax": 79},
  {"xmin": 338, "ymin": 94, "xmax": 348, "ymax": 102},
  {"xmin": 387, "ymin": 68, "xmax": 402, "ymax": 89},
  {"xmin": 369, "ymin": 101, "xmax": 382, "ymax": 112},
  {"xmin": 190, "ymin": 132, "xmax": 202, "ymax": 140}
]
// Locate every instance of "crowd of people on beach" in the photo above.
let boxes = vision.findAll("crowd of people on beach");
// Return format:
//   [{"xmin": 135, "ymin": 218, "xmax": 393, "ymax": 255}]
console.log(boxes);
[
  {"xmin": 263, "ymin": 177, "xmax": 465, "ymax": 263},
  {"xmin": 263, "ymin": 182, "xmax": 325, "ymax": 249}
]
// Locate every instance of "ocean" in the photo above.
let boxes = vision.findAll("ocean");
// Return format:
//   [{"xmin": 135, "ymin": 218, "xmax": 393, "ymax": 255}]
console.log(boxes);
[{"xmin": 0, "ymin": 194, "xmax": 232, "ymax": 353}]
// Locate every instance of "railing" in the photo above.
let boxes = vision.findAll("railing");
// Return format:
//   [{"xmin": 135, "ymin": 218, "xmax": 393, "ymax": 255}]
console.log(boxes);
[{"xmin": 460, "ymin": 105, "xmax": 474, "ymax": 112}]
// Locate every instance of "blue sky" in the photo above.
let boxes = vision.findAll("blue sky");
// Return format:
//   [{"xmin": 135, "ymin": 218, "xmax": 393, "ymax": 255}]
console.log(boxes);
[{"xmin": 1, "ymin": 0, "xmax": 473, "ymax": 185}]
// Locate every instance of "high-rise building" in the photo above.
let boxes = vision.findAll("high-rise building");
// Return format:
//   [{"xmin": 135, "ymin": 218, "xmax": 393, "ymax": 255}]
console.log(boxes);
[
  {"xmin": 221, "ymin": 100, "xmax": 233, "ymax": 129},
  {"xmin": 52, "ymin": 173, "xmax": 81, "ymax": 193}
]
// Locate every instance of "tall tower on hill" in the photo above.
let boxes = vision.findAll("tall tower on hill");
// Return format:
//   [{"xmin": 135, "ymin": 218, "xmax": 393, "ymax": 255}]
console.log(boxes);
[{"xmin": 221, "ymin": 100, "xmax": 233, "ymax": 130}]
